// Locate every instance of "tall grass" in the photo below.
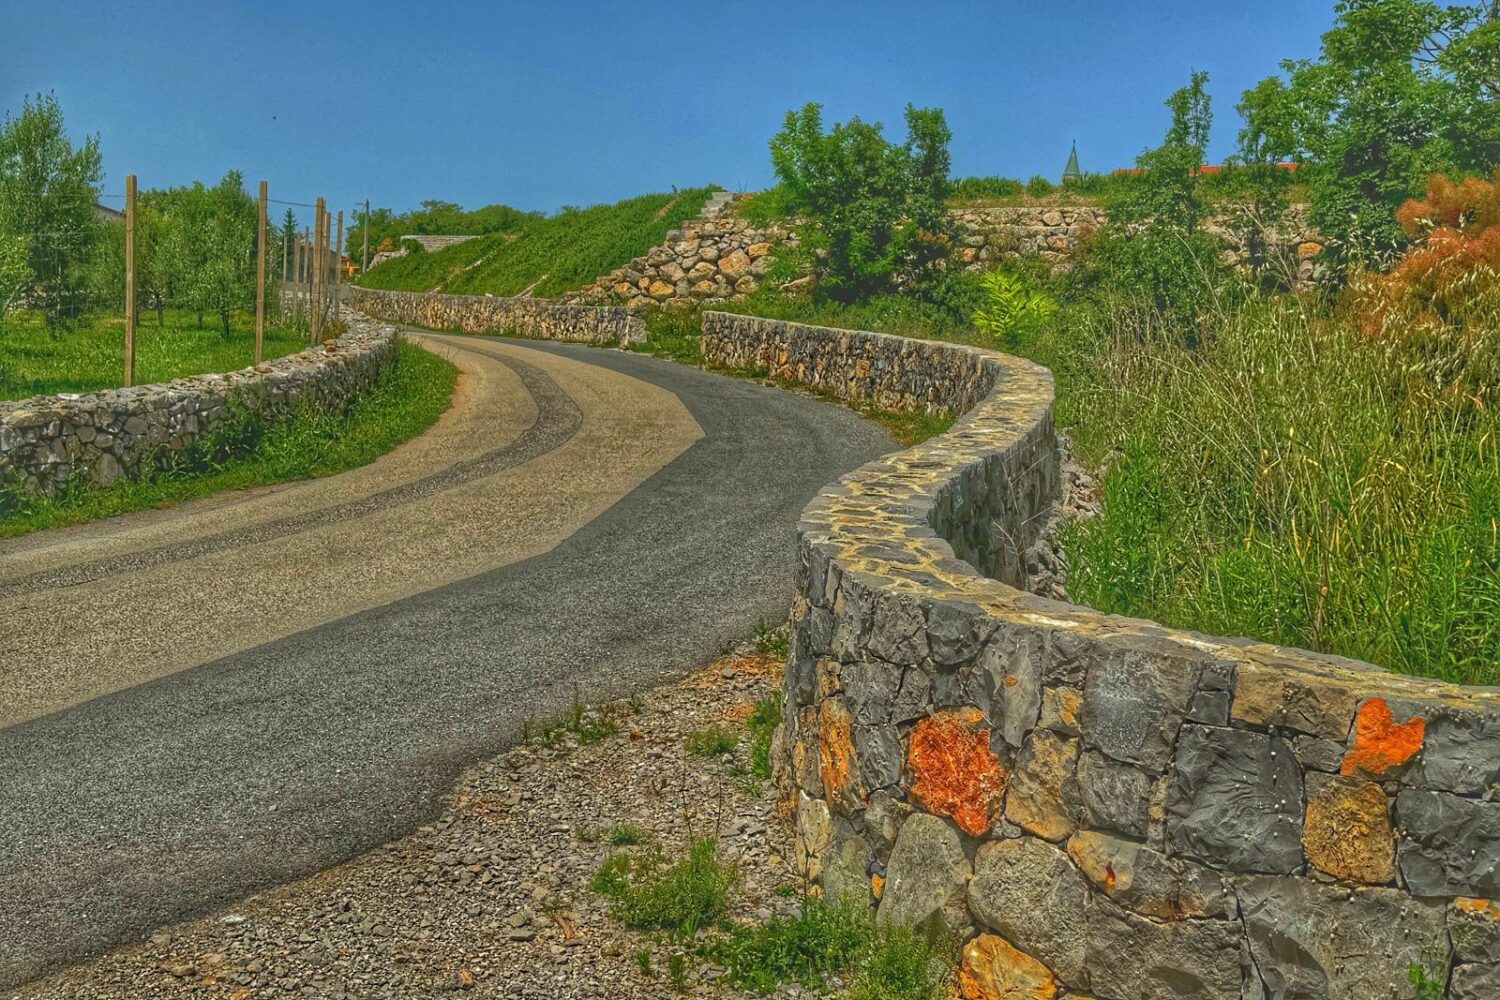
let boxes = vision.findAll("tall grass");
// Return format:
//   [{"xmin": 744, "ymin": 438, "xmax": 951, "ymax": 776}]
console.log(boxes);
[
  {"xmin": 356, "ymin": 188, "xmax": 718, "ymax": 298},
  {"xmin": 1062, "ymin": 296, "xmax": 1500, "ymax": 685}
]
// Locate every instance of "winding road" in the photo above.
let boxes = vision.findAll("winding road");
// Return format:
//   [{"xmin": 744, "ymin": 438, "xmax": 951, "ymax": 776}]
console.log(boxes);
[{"xmin": 0, "ymin": 332, "xmax": 892, "ymax": 989}]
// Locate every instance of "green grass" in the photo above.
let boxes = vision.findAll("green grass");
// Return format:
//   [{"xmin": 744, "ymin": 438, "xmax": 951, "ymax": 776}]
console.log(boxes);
[
  {"xmin": 685, "ymin": 725, "xmax": 739, "ymax": 758},
  {"xmin": 746, "ymin": 694, "xmax": 782, "ymax": 781},
  {"xmin": 0, "ymin": 339, "xmax": 456, "ymax": 537},
  {"xmin": 0, "ymin": 307, "xmax": 308, "ymax": 401},
  {"xmin": 1056, "ymin": 293, "xmax": 1500, "ymax": 687},
  {"xmin": 522, "ymin": 691, "xmax": 626, "ymax": 748},
  {"xmin": 590, "ymin": 838, "xmax": 738, "ymax": 940},
  {"xmin": 839, "ymin": 926, "xmax": 951, "ymax": 1000},
  {"xmin": 607, "ymin": 823, "xmax": 649, "ymax": 847},
  {"xmin": 707, "ymin": 900, "xmax": 873, "ymax": 993},
  {"xmin": 356, "ymin": 188, "xmax": 719, "ymax": 298}
]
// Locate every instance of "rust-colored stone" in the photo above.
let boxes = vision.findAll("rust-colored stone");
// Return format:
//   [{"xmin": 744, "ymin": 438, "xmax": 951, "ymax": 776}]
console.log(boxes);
[
  {"xmin": 1303, "ymin": 773, "xmax": 1394, "ymax": 883},
  {"xmin": 959, "ymin": 934, "xmax": 1058, "ymax": 1000},
  {"xmin": 819, "ymin": 699, "xmax": 857, "ymax": 804},
  {"xmin": 1003, "ymin": 729, "xmax": 1078, "ymax": 841},
  {"xmin": 1341, "ymin": 698, "xmax": 1424, "ymax": 778},
  {"xmin": 907, "ymin": 708, "xmax": 1007, "ymax": 837},
  {"xmin": 1297, "ymin": 241, "xmax": 1324, "ymax": 259},
  {"xmin": 871, "ymin": 873, "xmax": 885, "ymax": 899}
]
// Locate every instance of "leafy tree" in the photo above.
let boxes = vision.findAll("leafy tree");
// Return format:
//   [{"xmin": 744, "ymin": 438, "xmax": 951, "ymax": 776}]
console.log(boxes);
[
  {"xmin": 1067, "ymin": 73, "xmax": 1232, "ymax": 334},
  {"xmin": 1116, "ymin": 70, "xmax": 1213, "ymax": 229},
  {"xmin": 1238, "ymin": 0, "xmax": 1500, "ymax": 267},
  {"xmin": 769, "ymin": 102, "xmax": 955, "ymax": 301},
  {"xmin": 0, "ymin": 93, "xmax": 103, "ymax": 327},
  {"xmin": 0, "ymin": 233, "xmax": 30, "ymax": 317},
  {"xmin": 280, "ymin": 206, "xmax": 298, "ymax": 279}
]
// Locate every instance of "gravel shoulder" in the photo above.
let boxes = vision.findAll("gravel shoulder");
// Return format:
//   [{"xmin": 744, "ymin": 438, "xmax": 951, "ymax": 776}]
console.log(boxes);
[{"xmin": 10, "ymin": 650, "xmax": 805, "ymax": 1000}]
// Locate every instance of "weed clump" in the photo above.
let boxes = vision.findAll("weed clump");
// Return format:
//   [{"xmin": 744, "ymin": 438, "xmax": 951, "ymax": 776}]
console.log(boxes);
[{"xmin": 589, "ymin": 838, "xmax": 738, "ymax": 939}]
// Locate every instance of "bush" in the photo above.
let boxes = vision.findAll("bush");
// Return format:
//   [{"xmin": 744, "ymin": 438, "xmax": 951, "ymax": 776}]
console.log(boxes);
[
  {"xmin": 971, "ymin": 268, "xmax": 1057, "ymax": 351},
  {"xmin": 684, "ymin": 725, "xmax": 739, "ymax": 757},
  {"xmin": 1347, "ymin": 169, "xmax": 1500, "ymax": 339},
  {"xmin": 590, "ymin": 838, "xmax": 738, "ymax": 939},
  {"xmin": 769, "ymin": 102, "xmax": 954, "ymax": 301}
]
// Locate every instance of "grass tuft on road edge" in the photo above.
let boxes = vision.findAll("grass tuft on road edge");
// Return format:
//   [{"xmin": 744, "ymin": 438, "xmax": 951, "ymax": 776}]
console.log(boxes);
[{"xmin": 0, "ymin": 339, "xmax": 457, "ymax": 538}]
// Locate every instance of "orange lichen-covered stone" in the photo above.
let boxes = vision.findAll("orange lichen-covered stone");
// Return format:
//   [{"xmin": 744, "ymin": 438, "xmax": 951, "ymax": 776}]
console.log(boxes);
[
  {"xmin": 1303, "ymin": 774, "xmax": 1395, "ymax": 884},
  {"xmin": 871, "ymin": 873, "xmax": 885, "ymax": 899},
  {"xmin": 1341, "ymin": 698, "xmax": 1424, "ymax": 778},
  {"xmin": 907, "ymin": 708, "xmax": 1007, "ymax": 836},
  {"xmin": 819, "ymin": 699, "xmax": 857, "ymax": 804},
  {"xmin": 959, "ymin": 934, "xmax": 1058, "ymax": 1000}
]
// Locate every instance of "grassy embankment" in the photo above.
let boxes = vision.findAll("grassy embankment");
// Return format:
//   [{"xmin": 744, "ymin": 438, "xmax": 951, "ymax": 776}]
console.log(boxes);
[
  {"xmin": 633, "ymin": 206, "xmax": 1496, "ymax": 686},
  {"xmin": 0, "ymin": 339, "xmax": 456, "ymax": 538},
  {"xmin": 0, "ymin": 308, "xmax": 308, "ymax": 401},
  {"xmin": 355, "ymin": 188, "xmax": 720, "ymax": 297}
]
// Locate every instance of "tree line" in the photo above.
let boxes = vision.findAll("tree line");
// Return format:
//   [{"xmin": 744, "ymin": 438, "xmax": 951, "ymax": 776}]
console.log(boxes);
[{"xmin": 0, "ymin": 93, "xmax": 297, "ymax": 336}]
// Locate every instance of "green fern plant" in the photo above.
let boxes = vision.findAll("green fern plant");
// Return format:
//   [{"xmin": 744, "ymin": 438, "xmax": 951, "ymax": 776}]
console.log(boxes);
[{"xmin": 971, "ymin": 268, "xmax": 1056, "ymax": 349}]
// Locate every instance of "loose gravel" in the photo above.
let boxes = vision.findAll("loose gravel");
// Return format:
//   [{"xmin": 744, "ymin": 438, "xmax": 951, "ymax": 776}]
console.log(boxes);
[{"xmin": 12, "ymin": 649, "xmax": 819, "ymax": 1000}]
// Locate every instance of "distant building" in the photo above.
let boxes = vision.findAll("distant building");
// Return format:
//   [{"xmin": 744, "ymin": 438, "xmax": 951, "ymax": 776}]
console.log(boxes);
[
  {"xmin": 1063, "ymin": 142, "xmax": 1082, "ymax": 182},
  {"xmin": 93, "ymin": 202, "xmax": 123, "ymax": 224}
]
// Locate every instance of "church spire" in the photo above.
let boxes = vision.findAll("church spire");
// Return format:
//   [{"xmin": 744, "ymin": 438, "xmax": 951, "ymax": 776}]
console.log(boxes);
[{"xmin": 1062, "ymin": 140, "xmax": 1082, "ymax": 182}]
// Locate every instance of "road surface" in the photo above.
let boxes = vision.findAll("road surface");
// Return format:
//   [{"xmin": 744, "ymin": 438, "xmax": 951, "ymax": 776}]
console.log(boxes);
[{"xmin": 0, "ymin": 332, "xmax": 892, "ymax": 988}]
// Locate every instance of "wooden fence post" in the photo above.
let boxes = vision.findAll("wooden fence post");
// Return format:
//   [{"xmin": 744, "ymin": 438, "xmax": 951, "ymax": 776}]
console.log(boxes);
[
  {"xmin": 123, "ymin": 174, "xmax": 137, "ymax": 388},
  {"xmin": 333, "ymin": 210, "xmax": 343, "ymax": 320},
  {"xmin": 255, "ymin": 180, "xmax": 267, "ymax": 365},
  {"xmin": 311, "ymin": 198, "xmax": 325, "ymax": 343}
]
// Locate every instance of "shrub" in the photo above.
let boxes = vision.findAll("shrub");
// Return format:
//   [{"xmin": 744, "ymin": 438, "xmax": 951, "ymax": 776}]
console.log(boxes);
[
  {"xmin": 746, "ymin": 694, "xmax": 782, "ymax": 781},
  {"xmin": 1347, "ymin": 169, "xmax": 1500, "ymax": 339},
  {"xmin": 971, "ymin": 268, "xmax": 1057, "ymax": 351},
  {"xmin": 768, "ymin": 102, "xmax": 955, "ymax": 301},
  {"xmin": 590, "ymin": 838, "xmax": 738, "ymax": 939}
]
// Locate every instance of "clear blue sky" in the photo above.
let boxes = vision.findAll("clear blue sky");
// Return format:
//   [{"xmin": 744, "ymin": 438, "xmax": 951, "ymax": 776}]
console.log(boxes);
[{"xmin": 4, "ymin": 1, "xmax": 1334, "ymax": 228}]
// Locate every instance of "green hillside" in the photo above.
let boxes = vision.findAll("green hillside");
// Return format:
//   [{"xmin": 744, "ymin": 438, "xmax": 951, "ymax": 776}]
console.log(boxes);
[{"xmin": 356, "ymin": 188, "xmax": 718, "ymax": 297}]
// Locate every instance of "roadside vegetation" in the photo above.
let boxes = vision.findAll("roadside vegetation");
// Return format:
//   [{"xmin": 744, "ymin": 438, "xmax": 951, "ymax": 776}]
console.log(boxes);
[
  {"xmin": 707, "ymin": 1, "xmax": 1500, "ymax": 686},
  {"xmin": 0, "ymin": 307, "xmax": 305, "ymax": 400},
  {"xmin": 355, "ymin": 188, "xmax": 719, "ymax": 297},
  {"xmin": 0, "ymin": 339, "xmax": 456, "ymax": 537}
]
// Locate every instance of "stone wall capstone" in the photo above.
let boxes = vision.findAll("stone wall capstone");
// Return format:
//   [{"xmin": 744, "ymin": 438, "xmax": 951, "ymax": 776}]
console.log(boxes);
[
  {"xmin": 345, "ymin": 286, "xmax": 645, "ymax": 347},
  {"xmin": 0, "ymin": 311, "xmax": 397, "ymax": 499},
  {"xmin": 700, "ymin": 310, "xmax": 1500, "ymax": 1000}
]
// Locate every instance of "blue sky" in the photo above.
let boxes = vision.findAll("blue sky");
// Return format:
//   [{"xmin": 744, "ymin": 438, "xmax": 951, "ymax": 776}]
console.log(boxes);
[{"xmin": 4, "ymin": 1, "xmax": 1334, "ymax": 227}]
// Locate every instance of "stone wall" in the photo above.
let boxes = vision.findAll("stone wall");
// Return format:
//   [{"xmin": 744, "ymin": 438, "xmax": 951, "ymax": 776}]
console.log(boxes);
[
  {"xmin": 701, "ymin": 311, "xmax": 1500, "ymax": 1000},
  {"xmin": 0, "ymin": 312, "xmax": 397, "ymax": 499},
  {"xmin": 571, "ymin": 201, "xmax": 1326, "ymax": 309},
  {"xmin": 345, "ymin": 286, "xmax": 645, "ymax": 347},
  {"xmin": 566, "ymin": 215, "xmax": 796, "ymax": 310}
]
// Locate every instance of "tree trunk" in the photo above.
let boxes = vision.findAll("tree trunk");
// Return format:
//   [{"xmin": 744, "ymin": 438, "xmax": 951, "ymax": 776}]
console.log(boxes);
[{"xmin": 219, "ymin": 309, "xmax": 231, "ymax": 339}]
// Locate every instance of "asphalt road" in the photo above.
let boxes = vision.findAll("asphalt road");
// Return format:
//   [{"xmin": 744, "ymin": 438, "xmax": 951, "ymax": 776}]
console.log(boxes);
[{"xmin": 0, "ymin": 335, "xmax": 892, "ymax": 989}]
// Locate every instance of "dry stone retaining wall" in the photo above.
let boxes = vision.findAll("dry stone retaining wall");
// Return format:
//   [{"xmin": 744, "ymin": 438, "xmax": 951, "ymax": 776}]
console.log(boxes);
[
  {"xmin": 701, "ymin": 311, "xmax": 1500, "ymax": 1000},
  {"xmin": 0, "ymin": 311, "xmax": 397, "ymax": 499},
  {"xmin": 345, "ymin": 286, "xmax": 644, "ymax": 347},
  {"xmin": 571, "ymin": 201, "xmax": 1327, "ymax": 309}
]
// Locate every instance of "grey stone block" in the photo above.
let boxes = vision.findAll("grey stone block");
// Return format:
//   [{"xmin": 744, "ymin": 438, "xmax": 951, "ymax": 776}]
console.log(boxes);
[
  {"xmin": 876, "ymin": 813, "xmax": 970, "ymax": 936},
  {"xmin": 1086, "ymin": 895, "xmax": 1242, "ymax": 1000},
  {"xmin": 1395, "ymin": 788, "xmax": 1500, "ymax": 897},
  {"xmin": 1168, "ymin": 725, "xmax": 1304, "ymax": 874},
  {"xmin": 1076, "ymin": 750, "xmax": 1153, "ymax": 838},
  {"xmin": 1238, "ymin": 875, "xmax": 1449, "ymax": 1000},
  {"xmin": 969, "ymin": 835, "xmax": 1089, "ymax": 985},
  {"xmin": 1081, "ymin": 649, "xmax": 1197, "ymax": 770}
]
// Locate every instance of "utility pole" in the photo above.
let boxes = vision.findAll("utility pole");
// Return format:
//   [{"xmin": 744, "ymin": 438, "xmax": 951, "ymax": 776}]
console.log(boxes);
[
  {"xmin": 361, "ymin": 198, "xmax": 370, "ymax": 273},
  {"xmin": 123, "ymin": 174, "xmax": 137, "ymax": 387},
  {"xmin": 255, "ymin": 180, "xmax": 267, "ymax": 365}
]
